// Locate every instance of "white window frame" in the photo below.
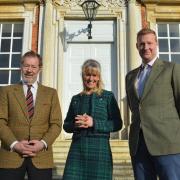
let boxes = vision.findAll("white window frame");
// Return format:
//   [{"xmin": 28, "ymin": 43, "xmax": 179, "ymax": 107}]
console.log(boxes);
[
  {"xmin": 156, "ymin": 22, "xmax": 180, "ymax": 63},
  {"xmin": 0, "ymin": 22, "xmax": 24, "ymax": 85},
  {"xmin": 0, "ymin": 3, "xmax": 37, "ymax": 86}
]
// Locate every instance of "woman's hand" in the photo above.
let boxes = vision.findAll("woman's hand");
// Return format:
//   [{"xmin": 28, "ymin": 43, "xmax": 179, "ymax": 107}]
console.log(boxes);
[{"xmin": 75, "ymin": 114, "xmax": 93, "ymax": 128}]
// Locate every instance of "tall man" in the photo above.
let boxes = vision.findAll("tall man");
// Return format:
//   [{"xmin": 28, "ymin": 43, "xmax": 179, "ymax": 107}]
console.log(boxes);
[
  {"xmin": 0, "ymin": 51, "xmax": 62, "ymax": 180},
  {"xmin": 126, "ymin": 28, "xmax": 180, "ymax": 180}
]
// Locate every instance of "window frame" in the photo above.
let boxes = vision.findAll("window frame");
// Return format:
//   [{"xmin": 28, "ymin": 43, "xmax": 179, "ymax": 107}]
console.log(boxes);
[
  {"xmin": 0, "ymin": 21, "xmax": 24, "ymax": 85},
  {"xmin": 156, "ymin": 22, "xmax": 180, "ymax": 63}
]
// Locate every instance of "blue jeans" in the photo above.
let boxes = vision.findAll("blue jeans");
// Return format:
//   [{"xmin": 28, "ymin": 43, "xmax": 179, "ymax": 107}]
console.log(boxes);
[{"xmin": 131, "ymin": 131, "xmax": 180, "ymax": 180}]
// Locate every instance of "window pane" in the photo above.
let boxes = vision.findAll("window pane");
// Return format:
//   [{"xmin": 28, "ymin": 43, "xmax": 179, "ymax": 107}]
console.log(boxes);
[
  {"xmin": 0, "ymin": 22, "xmax": 23, "ymax": 85},
  {"xmin": 11, "ymin": 70, "xmax": 21, "ymax": 84},
  {"xmin": 0, "ymin": 70, "xmax": 9, "ymax": 84},
  {"xmin": 1, "ymin": 39, "xmax": 11, "ymax": 52},
  {"xmin": 11, "ymin": 54, "xmax": 21, "ymax": 67},
  {"xmin": 0, "ymin": 54, "xmax": 9, "ymax": 67},
  {"xmin": 158, "ymin": 24, "xmax": 167, "ymax": 37},
  {"xmin": 13, "ymin": 24, "xmax": 23, "ymax": 37},
  {"xmin": 170, "ymin": 39, "xmax": 180, "ymax": 52},
  {"xmin": 2, "ymin": 24, "xmax": 12, "ymax": 37},
  {"xmin": 12, "ymin": 39, "xmax": 22, "ymax": 52},
  {"xmin": 169, "ymin": 24, "xmax": 179, "ymax": 37},
  {"xmin": 171, "ymin": 54, "xmax": 180, "ymax": 64},
  {"xmin": 159, "ymin": 39, "xmax": 169, "ymax": 52},
  {"xmin": 159, "ymin": 54, "xmax": 169, "ymax": 61}
]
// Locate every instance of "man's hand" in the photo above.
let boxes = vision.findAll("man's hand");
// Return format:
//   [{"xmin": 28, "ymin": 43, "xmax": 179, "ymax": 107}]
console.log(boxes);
[
  {"xmin": 13, "ymin": 140, "xmax": 36, "ymax": 157},
  {"xmin": 25, "ymin": 140, "xmax": 45, "ymax": 155}
]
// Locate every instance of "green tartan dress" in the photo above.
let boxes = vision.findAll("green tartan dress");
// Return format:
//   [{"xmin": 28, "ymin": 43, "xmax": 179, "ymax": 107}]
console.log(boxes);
[{"xmin": 63, "ymin": 90, "xmax": 122, "ymax": 180}]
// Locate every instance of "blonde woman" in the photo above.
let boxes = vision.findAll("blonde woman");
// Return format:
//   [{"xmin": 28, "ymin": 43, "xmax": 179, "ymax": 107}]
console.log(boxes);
[{"xmin": 63, "ymin": 59, "xmax": 122, "ymax": 180}]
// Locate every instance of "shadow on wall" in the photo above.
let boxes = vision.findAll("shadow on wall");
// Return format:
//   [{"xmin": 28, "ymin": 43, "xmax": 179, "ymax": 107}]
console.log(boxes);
[{"xmin": 59, "ymin": 27, "xmax": 88, "ymax": 52}]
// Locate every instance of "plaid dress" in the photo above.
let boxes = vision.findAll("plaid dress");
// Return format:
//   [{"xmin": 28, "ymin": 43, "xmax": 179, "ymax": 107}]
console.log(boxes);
[{"xmin": 63, "ymin": 91, "xmax": 122, "ymax": 180}]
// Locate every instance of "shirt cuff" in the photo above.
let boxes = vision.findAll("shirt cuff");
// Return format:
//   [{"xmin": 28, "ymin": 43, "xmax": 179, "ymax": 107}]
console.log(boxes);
[
  {"xmin": 10, "ymin": 141, "xmax": 18, "ymax": 151},
  {"xmin": 41, "ymin": 139, "xmax": 47, "ymax": 149}
]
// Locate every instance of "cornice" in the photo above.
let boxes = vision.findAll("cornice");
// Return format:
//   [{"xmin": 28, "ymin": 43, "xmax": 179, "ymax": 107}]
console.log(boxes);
[
  {"xmin": 52, "ymin": 0, "xmax": 129, "ymax": 18},
  {"xmin": 0, "ymin": 0, "xmax": 40, "ymax": 4},
  {"xmin": 143, "ymin": 0, "xmax": 180, "ymax": 26},
  {"xmin": 53, "ymin": 0, "xmax": 129, "ymax": 8},
  {"xmin": 142, "ymin": 0, "xmax": 180, "ymax": 5}
]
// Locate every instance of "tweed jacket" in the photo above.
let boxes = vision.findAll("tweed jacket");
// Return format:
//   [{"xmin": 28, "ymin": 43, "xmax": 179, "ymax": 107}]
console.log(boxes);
[
  {"xmin": 63, "ymin": 90, "xmax": 122, "ymax": 137},
  {"xmin": 0, "ymin": 83, "xmax": 62, "ymax": 168},
  {"xmin": 126, "ymin": 59, "xmax": 180, "ymax": 156}
]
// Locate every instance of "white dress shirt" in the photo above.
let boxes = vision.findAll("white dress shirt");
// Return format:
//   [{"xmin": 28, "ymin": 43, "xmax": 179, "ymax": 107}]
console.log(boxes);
[{"xmin": 135, "ymin": 56, "xmax": 158, "ymax": 92}]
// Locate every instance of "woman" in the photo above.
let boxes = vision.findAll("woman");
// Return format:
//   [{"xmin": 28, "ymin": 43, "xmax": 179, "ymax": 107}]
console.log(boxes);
[{"xmin": 63, "ymin": 59, "xmax": 122, "ymax": 180}]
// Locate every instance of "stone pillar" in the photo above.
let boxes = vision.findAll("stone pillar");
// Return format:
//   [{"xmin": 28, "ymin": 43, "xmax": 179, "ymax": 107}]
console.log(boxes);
[
  {"xmin": 124, "ymin": 0, "xmax": 142, "ymax": 138},
  {"xmin": 41, "ymin": 0, "xmax": 55, "ymax": 87},
  {"xmin": 127, "ymin": 0, "xmax": 142, "ymax": 71}
]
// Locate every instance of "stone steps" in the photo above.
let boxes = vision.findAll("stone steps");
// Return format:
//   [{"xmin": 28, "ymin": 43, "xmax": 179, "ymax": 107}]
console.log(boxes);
[{"xmin": 52, "ymin": 140, "xmax": 134, "ymax": 180}]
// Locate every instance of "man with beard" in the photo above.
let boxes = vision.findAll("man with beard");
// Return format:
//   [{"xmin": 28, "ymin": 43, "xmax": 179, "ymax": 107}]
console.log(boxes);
[{"xmin": 0, "ymin": 51, "xmax": 62, "ymax": 180}]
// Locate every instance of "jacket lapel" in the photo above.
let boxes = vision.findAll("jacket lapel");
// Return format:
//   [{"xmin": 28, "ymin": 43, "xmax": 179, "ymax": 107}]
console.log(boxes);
[
  {"xmin": 31, "ymin": 84, "xmax": 44, "ymax": 121},
  {"xmin": 128, "ymin": 68, "xmax": 140, "ymax": 101},
  {"xmin": 14, "ymin": 84, "xmax": 29, "ymax": 121},
  {"xmin": 141, "ymin": 59, "xmax": 164, "ymax": 101}
]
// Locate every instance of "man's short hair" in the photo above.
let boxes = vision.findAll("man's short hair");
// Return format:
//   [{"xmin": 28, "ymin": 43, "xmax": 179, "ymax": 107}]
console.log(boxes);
[
  {"xmin": 137, "ymin": 28, "xmax": 157, "ymax": 42},
  {"xmin": 21, "ymin": 51, "xmax": 43, "ymax": 67}
]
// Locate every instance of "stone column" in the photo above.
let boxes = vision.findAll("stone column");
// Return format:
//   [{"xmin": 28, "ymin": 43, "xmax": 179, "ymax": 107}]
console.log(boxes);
[
  {"xmin": 41, "ymin": 0, "xmax": 55, "ymax": 87},
  {"xmin": 127, "ymin": 0, "xmax": 142, "ymax": 71},
  {"xmin": 124, "ymin": 0, "xmax": 142, "ymax": 138}
]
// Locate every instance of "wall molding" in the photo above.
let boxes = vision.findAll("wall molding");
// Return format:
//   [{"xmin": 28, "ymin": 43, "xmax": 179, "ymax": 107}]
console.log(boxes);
[
  {"xmin": 53, "ymin": 0, "xmax": 128, "ymax": 8},
  {"xmin": 143, "ymin": 0, "xmax": 180, "ymax": 5},
  {"xmin": 143, "ymin": 1, "xmax": 180, "ymax": 28},
  {"xmin": 0, "ymin": 0, "xmax": 40, "ymax": 4}
]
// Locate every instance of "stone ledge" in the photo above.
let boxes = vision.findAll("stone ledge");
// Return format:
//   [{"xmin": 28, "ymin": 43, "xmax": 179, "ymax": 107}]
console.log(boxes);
[
  {"xmin": 143, "ymin": 0, "xmax": 180, "ymax": 5},
  {"xmin": 0, "ymin": 0, "xmax": 40, "ymax": 4}
]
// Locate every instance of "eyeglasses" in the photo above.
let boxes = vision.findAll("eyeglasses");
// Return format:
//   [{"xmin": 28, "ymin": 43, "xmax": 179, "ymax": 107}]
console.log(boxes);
[{"xmin": 22, "ymin": 64, "xmax": 39, "ymax": 70}]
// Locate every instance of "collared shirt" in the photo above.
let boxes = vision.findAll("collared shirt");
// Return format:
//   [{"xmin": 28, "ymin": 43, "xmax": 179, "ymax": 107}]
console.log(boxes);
[
  {"xmin": 142, "ymin": 56, "xmax": 158, "ymax": 68},
  {"xmin": 22, "ymin": 80, "xmax": 38, "ymax": 106},
  {"xmin": 135, "ymin": 56, "xmax": 158, "ymax": 91}
]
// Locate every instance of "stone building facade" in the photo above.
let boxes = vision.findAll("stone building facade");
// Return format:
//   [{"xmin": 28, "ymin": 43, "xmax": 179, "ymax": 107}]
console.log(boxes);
[{"xmin": 1, "ymin": 0, "xmax": 180, "ymax": 178}]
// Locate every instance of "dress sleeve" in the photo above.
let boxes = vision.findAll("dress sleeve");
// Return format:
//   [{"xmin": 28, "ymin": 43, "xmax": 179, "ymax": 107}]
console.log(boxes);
[{"xmin": 63, "ymin": 97, "xmax": 76, "ymax": 133}]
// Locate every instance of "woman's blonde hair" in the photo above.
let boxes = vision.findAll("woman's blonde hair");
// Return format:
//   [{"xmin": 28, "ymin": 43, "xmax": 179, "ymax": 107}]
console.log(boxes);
[{"xmin": 81, "ymin": 59, "xmax": 104, "ymax": 95}]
